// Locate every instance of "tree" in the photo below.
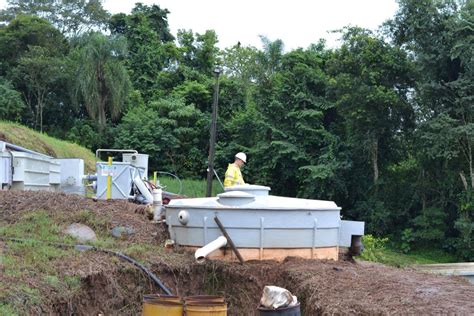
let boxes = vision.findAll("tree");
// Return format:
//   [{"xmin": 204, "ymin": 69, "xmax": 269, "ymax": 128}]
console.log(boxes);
[
  {"xmin": 171, "ymin": 80, "xmax": 212, "ymax": 113},
  {"xmin": 388, "ymin": 0, "xmax": 472, "ymax": 192},
  {"xmin": 257, "ymin": 36, "xmax": 285, "ymax": 78},
  {"xmin": 73, "ymin": 32, "xmax": 131, "ymax": 129},
  {"xmin": 14, "ymin": 46, "xmax": 64, "ymax": 132},
  {"xmin": 231, "ymin": 42, "xmax": 346, "ymax": 198},
  {"xmin": 221, "ymin": 43, "xmax": 259, "ymax": 112},
  {"xmin": 328, "ymin": 27, "xmax": 415, "ymax": 186},
  {"xmin": 115, "ymin": 96, "xmax": 207, "ymax": 176},
  {"xmin": 385, "ymin": 0, "xmax": 473, "ymax": 255},
  {"xmin": 109, "ymin": 3, "xmax": 174, "ymax": 98},
  {"xmin": 0, "ymin": 77, "xmax": 25, "ymax": 122},
  {"xmin": 0, "ymin": 14, "xmax": 68, "ymax": 76},
  {"xmin": 176, "ymin": 29, "xmax": 221, "ymax": 77},
  {"xmin": 449, "ymin": 1, "xmax": 474, "ymax": 191},
  {"xmin": 0, "ymin": 15, "xmax": 69, "ymax": 131},
  {"xmin": 0, "ymin": 0, "xmax": 110, "ymax": 36}
]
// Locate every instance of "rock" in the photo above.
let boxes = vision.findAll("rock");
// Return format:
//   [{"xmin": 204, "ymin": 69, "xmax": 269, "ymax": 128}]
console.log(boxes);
[
  {"xmin": 111, "ymin": 226, "xmax": 135, "ymax": 238},
  {"xmin": 64, "ymin": 223, "xmax": 97, "ymax": 243}
]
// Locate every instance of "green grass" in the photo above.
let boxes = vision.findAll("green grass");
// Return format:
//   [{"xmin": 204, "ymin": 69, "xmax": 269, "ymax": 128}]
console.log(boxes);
[
  {"xmin": 0, "ymin": 303, "xmax": 18, "ymax": 316},
  {"xmin": 1, "ymin": 211, "xmax": 65, "ymax": 243},
  {"xmin": 378, "ymin": 247, "xmax": 458, "ymax": 267},
  {"xmin": 74, "ymin": 209, "xmax": 110, "ymax": 234},
  {"xmin": 156, "ymin": 176, "xmax": 224, "ymax": 197},
  {"xmin": 0, "ymin": 212, "xmax": 80, "ymax": 313},
  {"xmin": 359, "ymin": 235, "xmax": 458, "ymax": 267},
  {"xmin": 0, "ymin": 212, "xmax": 75, "ymax": 275},
  {"xmin": 0, "ymin": 121, "xmax": 96, "ymax": 172},
  {"xmin": 0, "ymin": 211, "xmax": 112, "ymax": 313}
]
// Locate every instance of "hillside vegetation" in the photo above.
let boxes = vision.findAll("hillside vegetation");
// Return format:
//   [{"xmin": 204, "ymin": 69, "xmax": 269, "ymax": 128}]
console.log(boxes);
[{"xmin": 0, "ymin": 121, "xmax": 96, "ymax": 171}]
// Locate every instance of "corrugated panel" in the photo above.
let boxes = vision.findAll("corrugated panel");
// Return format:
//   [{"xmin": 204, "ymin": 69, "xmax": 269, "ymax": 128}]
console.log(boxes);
[{"xmin": 0, "ymin": 155, "xmax": 12, "ymax": 186}]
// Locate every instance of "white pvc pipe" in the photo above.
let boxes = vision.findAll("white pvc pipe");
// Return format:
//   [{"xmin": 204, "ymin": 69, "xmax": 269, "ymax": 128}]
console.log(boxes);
[
  {"xmin": 152, "ymin": 188, "xmax": 163, "ymax": 220},
  {"xmin": 195, "ymin": 236, "xmax": 227, "ymax": 263},
  {"xmin": 133, "ymin": 175, "xmax": 153, "ymax": 204}
]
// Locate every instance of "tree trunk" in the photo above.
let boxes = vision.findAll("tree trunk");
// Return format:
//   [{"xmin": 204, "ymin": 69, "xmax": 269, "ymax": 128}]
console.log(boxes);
[
  {"xmin": 468, "ymin": 139, "xmax": 473, "ymax": 190},
  {"xmin": 35, "ymin": 103, "xmax": 39, "ymax": 131},
  {"xmin": 98, "ymin": 83, "xmax": 108, "ymax": 130},
  {"xmin": 22, "ymin": 91, "xmax": 34, "ymax": 127},
  {"xmin": 459, "ymin": 135, "xmax": 473, "ymax": 192},
  {"xmin": 98, "ymin": 99, "xmax": 107, "ymax": 131},
  {"xmin": 460, "ymin": 172, "xmax": 468, "ymax": 192},
  {"xmin": 38, "ymin": 89, "xmax": 44, "ymax": 133},
  {"xmin": 422, "ymin": 169, "xmax": 426, "ymax": 210},
  {"xmin": 40, "ymin": 102, "xmax": 43, "ymax": 133},
  {"xmin": 372, "ymin": 137, "xmax": 379, "ymax": 184},
  {"xmin": 97, "ymin": 66, "xmax": 107, "ymax": 130}
]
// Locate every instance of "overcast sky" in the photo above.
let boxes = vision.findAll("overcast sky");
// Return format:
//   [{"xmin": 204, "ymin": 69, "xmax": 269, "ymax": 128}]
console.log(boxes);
[{"xmin": 0, "ymin": 0, "xmax": 399, "ymax": 51}]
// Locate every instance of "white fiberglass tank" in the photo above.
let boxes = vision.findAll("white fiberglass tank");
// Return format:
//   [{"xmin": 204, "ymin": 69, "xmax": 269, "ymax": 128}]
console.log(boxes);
[{"xmin": 166, "ymin": 185, "xmax": 364, "ymax": 261}]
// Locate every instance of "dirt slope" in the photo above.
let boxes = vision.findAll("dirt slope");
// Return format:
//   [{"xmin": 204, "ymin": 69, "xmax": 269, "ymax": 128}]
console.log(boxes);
[
  {"xmin": 0, "ymin": 121, "xmax": 96, "ymax": 171},
  {"xmin": 1, "ymin": 190, "xmax": 474, "ymax": 315}
]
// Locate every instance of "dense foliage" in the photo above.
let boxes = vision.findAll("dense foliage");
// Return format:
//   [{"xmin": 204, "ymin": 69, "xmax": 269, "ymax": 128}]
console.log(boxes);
[{"xmin": 0, "ymin": 0, "xmax": 472, "ymax": 259}]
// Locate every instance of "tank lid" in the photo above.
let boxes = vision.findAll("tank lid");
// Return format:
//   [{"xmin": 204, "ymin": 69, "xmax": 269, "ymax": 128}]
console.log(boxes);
[
  {"xmin": 217, "ymin": 190, "xmax": 255, "ymax": 206},
  {"xmin": 225, "ymin": 184, "xmax": 270, "ymax": 196},
  {"xmin": 217, "ymin": 191, "xmax": 255, "ymax": 199}
]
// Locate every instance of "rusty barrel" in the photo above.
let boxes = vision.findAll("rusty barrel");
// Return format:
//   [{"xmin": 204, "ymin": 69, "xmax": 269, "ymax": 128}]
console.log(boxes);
[
  {"xmin": 142, "ymin": 294, "xmax": 183, "ymax": 316},
  {"xmin": 184, "ymin": 295, "xmax": 227, "ymax": 316},
  {"xmin": 184, "ymin": 295, "xmax": 225, "ymax": 303}
]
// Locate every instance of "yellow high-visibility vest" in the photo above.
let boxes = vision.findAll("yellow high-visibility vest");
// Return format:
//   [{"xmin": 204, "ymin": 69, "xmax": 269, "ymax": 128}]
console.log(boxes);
[{"xmin": 223, "ymin": 163, "xmax": 245, "ymax": 187}]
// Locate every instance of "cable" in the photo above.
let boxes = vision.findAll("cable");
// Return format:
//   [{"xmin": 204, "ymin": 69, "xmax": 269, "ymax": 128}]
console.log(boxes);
[
  {"xmin": 0, "ymin": 236, "xmax": 172, "ymax": 295},
  {"xmin": 212, "ymin": 168, "xmax": 225, "ymax": 190},
  {"xmin": 157, "ymin": 171, "xmax": 183, "ymax": 195}
]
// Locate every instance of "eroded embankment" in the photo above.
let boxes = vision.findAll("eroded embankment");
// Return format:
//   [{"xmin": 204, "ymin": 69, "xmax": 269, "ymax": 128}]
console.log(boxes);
[
  {"xmin": 1, "ymin": 190, "xmax": 474, "ymax": 315},
  {"xmin": 48, "ymin": 255, "xmax": 281, "ymax": 315},
  {"xmin": 46, "ymin": 254, "xmax": 474, "ymax": 315}
]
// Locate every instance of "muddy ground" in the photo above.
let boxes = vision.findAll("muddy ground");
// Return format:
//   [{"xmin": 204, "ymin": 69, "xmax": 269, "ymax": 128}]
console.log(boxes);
[{"xmin": 1, "ymin": 190, "xmax": 474, "ymax": 315}]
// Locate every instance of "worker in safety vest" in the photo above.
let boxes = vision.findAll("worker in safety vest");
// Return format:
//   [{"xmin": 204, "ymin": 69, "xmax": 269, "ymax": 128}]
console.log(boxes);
[{"xmin": 223, "ymin": 152, "xmax": 246, "ymax": 187}]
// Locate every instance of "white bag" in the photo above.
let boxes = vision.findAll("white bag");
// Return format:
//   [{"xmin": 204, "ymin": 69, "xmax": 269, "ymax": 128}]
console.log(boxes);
[{"xmin": 259, "ymin": 286, "xmax": 298, "ymax": 309}]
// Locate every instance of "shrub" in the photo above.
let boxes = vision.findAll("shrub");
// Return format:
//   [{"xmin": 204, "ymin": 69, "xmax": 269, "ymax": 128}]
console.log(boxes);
[{"xmin": 360, "ymin": 234, "xmax": 388, "ymax": 262}]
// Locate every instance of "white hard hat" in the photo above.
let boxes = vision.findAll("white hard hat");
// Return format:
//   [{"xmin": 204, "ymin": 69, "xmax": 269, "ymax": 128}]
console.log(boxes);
[{"xmin": 235, "ymin": 152, "xmax": 247, "ymax": 163}]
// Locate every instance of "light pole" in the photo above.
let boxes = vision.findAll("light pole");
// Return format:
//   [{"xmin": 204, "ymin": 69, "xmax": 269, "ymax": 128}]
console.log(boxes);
[{"xmin": 206, "ymin": 67, "xmax": 221, "ymax": 197}]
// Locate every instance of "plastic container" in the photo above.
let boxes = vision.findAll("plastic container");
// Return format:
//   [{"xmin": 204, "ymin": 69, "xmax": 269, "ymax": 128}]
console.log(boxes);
[{"xmin": 257, "ymin": 303, "xmax": 301, "ymax": 316}]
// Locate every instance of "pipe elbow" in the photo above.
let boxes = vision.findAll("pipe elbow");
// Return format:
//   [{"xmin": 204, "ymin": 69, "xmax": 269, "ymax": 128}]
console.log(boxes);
[{"xmin": 195, "ymin": 236, "xmax": 227, "ymax": 263}]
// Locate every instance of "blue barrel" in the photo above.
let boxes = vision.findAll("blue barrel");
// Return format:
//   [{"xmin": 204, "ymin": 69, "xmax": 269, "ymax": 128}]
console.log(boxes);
[{"xmin": 257, "ymin": 303, "xmax": 301, "ymax": 316}]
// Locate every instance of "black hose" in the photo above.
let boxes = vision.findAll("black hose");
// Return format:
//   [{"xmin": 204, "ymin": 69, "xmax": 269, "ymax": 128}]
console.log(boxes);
[
  {"xmin": 0, "ymin": 236, "xmax": 172, "ymax": 295},
  {"xmin": 98, "ymin": 248, "xmax": 172, "ymax": 295}
]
